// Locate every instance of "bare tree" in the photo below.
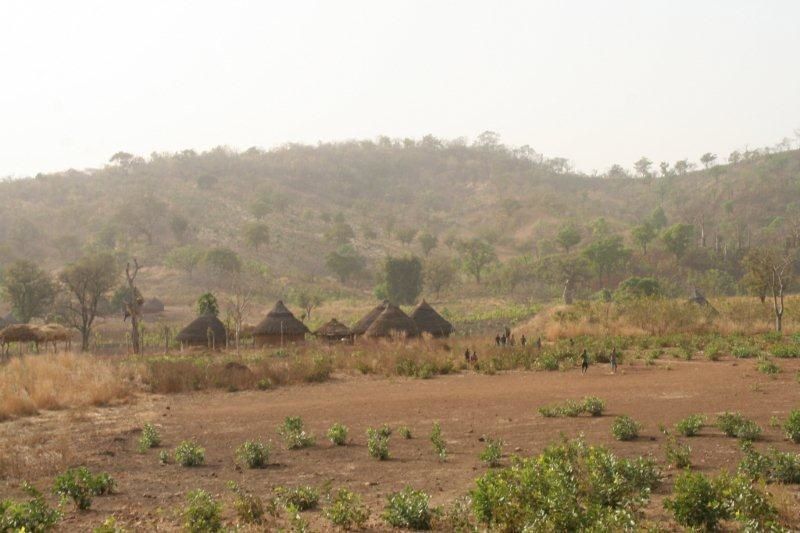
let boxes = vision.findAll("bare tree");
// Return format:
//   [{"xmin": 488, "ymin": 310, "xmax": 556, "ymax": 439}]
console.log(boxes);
[
  {"xmin": 123, "ymin": 259, "xmax": 143, "ymax": 354},
  {"xmin": 744, "ymin": 248, "xmax": 793, "ymax": 331},
  {"xmin": 227, "ymin": 275, "xmax": 253, "ymax": 356},
  {"xmin": 769, "ymin": 254, "xmax": 792, "ymax": 332}
]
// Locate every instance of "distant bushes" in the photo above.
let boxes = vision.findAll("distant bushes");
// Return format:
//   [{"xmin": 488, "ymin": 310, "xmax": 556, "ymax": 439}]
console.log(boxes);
[{"xmin": 539, "ymin": 397, "xmax": 605, "ymax": 418}]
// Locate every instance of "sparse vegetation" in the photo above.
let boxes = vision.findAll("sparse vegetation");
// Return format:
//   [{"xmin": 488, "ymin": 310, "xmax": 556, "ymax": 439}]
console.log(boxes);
[
  {"xmin": 324, "ymin": 488, "xmax": 370, "ymax": 530},
  {"xmin": 366, "ymin": 427, "xmax": 390, "ymax": 460},
  {"xmin": 675, "ymin": 414, "xmax": 705, "ymax": 437},
  {"xmin": 278, "ymin": 416, "xmax": 315, "ymax": 450},
  {"xmin": 275, "ymin": 485, "xmax": 319, "ymax": 511},
  {"xmin": 479, "ymin": 439, "xmax": 503, "ymax": 467},
  {"xmin": 183, "ymin": 489, "xmax": 222, "ymax": 533},
  {"xmin": 227, "ymin": 481, "xmax": 268, "ymax": 526},
  {"xmin": 174, "ymin": 440, "xmax": 205, "ymax": 467},
  {"xmin": 0, "ymin": 483, "xmax": 61, "ymax": 532},
  {"xmin": 383, "ymin": 487, "xmax": 432, "ymax": 530},
  {"xmin": 717, "ymin": 412, "xmax": 762, "ymax": 441},
  {"xmin": 538, "ymin": 396, "xmax": 605, "ymax": 418},
  {"xmin": 664, "ymin": 435, "xmax": 692, "ymax": 468},
  {"xmin": 137, "ymin": 423, "xmax": 161, "ymax": 452},
  {"xmin": 52, "ymin": 467, "xmax": 114, "ymax": 510},
  {"xmin": 784, "ymin": 409, "xmax": 800, "ymax": 443},
  {"xmin": 234, "ymin": 440, "xmax": 270, "ymax": 469},
  {"xmin": 611, "ymin": 415, "xmax": 642, "ymax": 441},
  {"xmin": 327, "ymin": 423, "xmax": 348, "ymax": 446},
  {"xmin": 430, "ymin": 422, "xmax": 447, "ymax": 461}
]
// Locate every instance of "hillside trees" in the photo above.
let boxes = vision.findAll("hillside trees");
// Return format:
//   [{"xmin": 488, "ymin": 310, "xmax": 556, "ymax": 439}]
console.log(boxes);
[
  {"xmin": 325, "ymin": 245, "xmax": 366, "ymax": 283},
  {"xmin": 0, "ymin": 260, "xmax": 56, "ymax": 322},
  {"xmin": 243, "ymin": 222, "xmax": 270, "ymax": 251},
  {"xmin": 457, "ymin": 238, "xmax": 497, "ymax": 284},
  {"xmin": 536, "ymin": 254, "xmax": 590, "ymax": 304},
  {"xmin": 662, "ymin": 224, "xmax": 695, "ymax": 262},
  {"xmin": 743, "ymin": 248, "xmax": 793, "ymax": 331},
  {"xmin": 166, "ymin": 245, "xmax": 204, "ymax": 278},
  {"xmin": 581, "ymin": 236, "xmax": 630, "ymax": 286},
  {"xmin": 556, "ymin": 224, "xmax": 581, "ymax": 252},
  {"xmin": 376, "ymin": 256, "xmax": 423, "ymax": 305},
  {"xmin": 291, "ymin": 288, "xmax": 323, "ymax": 321},
  {"xmin": 395, "ymin": 228, "xmax": 418, "ymax": 246},
  {"xmin": 417, "ymin": 231, "xmax": 438, "ymax": 256},
  {"xmin": 202, "ymin": 247, "xmax": 242, "ymax": 276},
  {"xmin": 632, "ymin": 223, "xmax": 656, "ymax": 254},
  {"xmin": 423, "ymin": 256, "xmax": 457, "ymax": 298}
]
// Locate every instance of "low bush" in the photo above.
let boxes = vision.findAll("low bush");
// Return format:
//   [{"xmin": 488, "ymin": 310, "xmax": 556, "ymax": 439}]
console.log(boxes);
[
  {"xmin": 275, "ymin": 485, "xmax": 319, "ymax": 511},
  {"xmin": 398, "ymin": 426, "xmax": 412, "ymax": 439},
  {"xmin": 430, "ymin": 422, "xmax": 447, "ymax": 461},
  {"xmin": 278, "ymin": 416, "xmax": 315, "ymax": 450},
  {"xmin": 175, "ymin": 440, "xmax": 205, "ymax": 467},
  {"xmin": 383, "ymin": 486, "xmax": 432, "ymax": 530},
  {"xmin": 675, "ymin": 414, "xmax": 705, "ymax": 437},
  {"xmin": 770, "ymin": 344, "xmax": 800, "ymax": 358},
  {"xmin": 137, "ymin": 422, "xmax": 161, "ymax": 452},
  {"xmin": 0, "ymin": 482, "xmax": 60, "ymax": 531},
  {"xmin": 664, "ymin": 471, "xmax": 726, "ymax": 530},
  {"xmin": 235, "ymin": 440, "xmax": 270, "ymax": 469},
  {"xmin": 158, "ymin": 450, "xmax": 170, "ymax": 465},
  {"xmin": 327, "ymin": 423, "xmax": 348, "ymax": 446},
  {"xmin": 664, "ymin": 435, "xmax": 691, "ymax": 468},
  {"xmin": 739, "ymin": 442, "xmax": 800, "ymax": 484},
  {"xmin": 732, "ymin": 344, "xmax": 759, "ymax": 358},
  {"xmin": 324, "ymin": 488, "xmax": 370, "ymax": 530},
  {"xmin": 538, "ymin": 397, "xmax": 605, "ymax": 418},
  {"xmin": 52, "ymin": 467, "xmax": 115, "ymax": 510},
  {"xmin": 471, "ymin": 438, "xmax": 660, "ymax": 531},
  {"xmin": 227, "ymin": 481, "xmax": 268, "ymax": 526},
  {"xmin": 611, "ymin": 415, "xmax": 641, "ymax": 441},
  {"xmin": 184, "ymin": 489, "xmax": 222, "ymax": 533},
  {"xmin": 757, "ymin": 357, "xmax": 781, "ymax": 375},
  {"xmin": 582, "ymin": 396, "xmax": 605, "ymax": 417},
  {"xmin": 479, "ymin": 439, "xmax": 503, "ymax": 467},
  {"xmin": 93, "ymin": 516, "xmax": 125, "ymax": 533},
  {"xmin": 784, "ymin": 409, "xmax": 800, "ymax": 443},
  {"xmin": 366, "ymin": 427, "xmax": 390, "ymax": 460},
  {"xmin": 717, "ymin": 412, "xmax": 762, "ymax": 441}
]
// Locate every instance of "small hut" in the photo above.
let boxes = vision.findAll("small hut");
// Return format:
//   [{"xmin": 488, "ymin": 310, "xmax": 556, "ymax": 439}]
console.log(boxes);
[
  {"xmin": 141, "ymin": 298, "xmax": 166, "ymax": 314},
  {"xmin": 252, "ymin": 301, "xmax": 309, "ymax": 347},
  {"xmin": 350, "ymin": 300, "xmax": 389, "ymax": 337},
  {"xmin": 410, "ymin": 300, "xmax": 454, "ymax": 338},
  {"xmin": 364, "ymin": 303, "xmax": 419, "ymax": 339},
  {"xmin": 315, "ymin": 318, "xmax": 352, "ymax": 343},
  {"xmin": 175, "ymin": 313, "xmax": 227, "ymax": 349}
]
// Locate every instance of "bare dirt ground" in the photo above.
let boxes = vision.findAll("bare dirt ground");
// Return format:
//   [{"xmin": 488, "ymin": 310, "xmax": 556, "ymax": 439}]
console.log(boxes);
[{"xmin": 2, "ymin": 357, "xmax": 800, "ymax": 531}]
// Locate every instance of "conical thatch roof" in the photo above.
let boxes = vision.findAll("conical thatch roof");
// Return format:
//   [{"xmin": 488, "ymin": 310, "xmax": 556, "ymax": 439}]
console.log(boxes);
[
  {"xmin": 364, "ymin": 304, "xmax": 419, "ymax": 339},
  {"xmin": 176, "ymin": 313, "xmax": 227, "ymax": 346},
  {"xmin": 315, "ymin": 318, "xmax": 351, "ymax": 338},
  {"xmin": 410, "ymin": 300, "xmax": 454, "ymax": 337},
  {"xmin": 141, "ymin": 298, "xmax": 165, "ymax": 314},
  {"xmin": 350, "ymin": 300, "xmax": 389, "ymax": 336},
  {"xmin": 253, "ymin": 301, "xmax": 309, "ymax": 336}
]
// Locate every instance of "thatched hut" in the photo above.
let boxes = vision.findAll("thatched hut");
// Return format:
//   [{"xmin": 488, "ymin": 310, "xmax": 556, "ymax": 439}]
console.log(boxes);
[
  {"xmin": 141, "ymin": 298, "xmax": 165, "ymax": 314},
  {"xmin": 410, "ymin": 300, "xmax": 454, "ymax": 338},
  {"xmin": 176, "ymin": 313, "xmax": 227, "ymax": 349},
  {"xmin": 315, "ymin": 318, "xmax": 352, "ymax": 343},
  {"xmin": 350, "ymin": 300, "xmax": 389, "ymax": 337},
  {"xmin": 364, "ymin": 303, "xmax": 419, "ymax": 339},
  {"xmin": 252, "ymin": 301, "xmax": 309, "ymax": 347},
  {"xmin": 0, "ymin": 324, "xmax": 42, "ymax": 355}
]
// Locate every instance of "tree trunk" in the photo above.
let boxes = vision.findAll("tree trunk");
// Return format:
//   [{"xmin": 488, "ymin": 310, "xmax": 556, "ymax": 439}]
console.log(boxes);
[
  {"xmin": 563, "ymin": 278, "xmax": 574, "ymax": 305},
  {"xmin": 81, "ymin": 328, "xmax": 90, "ymax": 352}
]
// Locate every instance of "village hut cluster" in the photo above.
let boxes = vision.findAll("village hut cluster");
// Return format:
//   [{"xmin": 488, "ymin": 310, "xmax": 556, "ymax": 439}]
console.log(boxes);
[{"xmin": 0, "ymin": 322, "xmax": 73, "ymax": 356}]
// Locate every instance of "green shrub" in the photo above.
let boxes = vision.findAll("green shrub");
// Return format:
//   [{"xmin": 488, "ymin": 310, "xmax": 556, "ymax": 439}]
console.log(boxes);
[
  {"xmin": 675, "ymin": 414, "xmax": 705, "ymax": 437},
  {"xmin": 0, "ymin": 482, "xmax": 60, "ymax": 532},
  {"xmin": 398, "ymin": 426, "xmax": 412, "ymax": 439},
  {"xmin": 770, "ymin": 344, "xmax": 800, "ymax": 358},
  {"xmin": 324, "ymin": 488, "xmax": 370, "ymax": 530},
  {"xmin": 383, "ymin": 487, "xmax": 432, "ymax": 530},
  {"xmin": 227, "ymin": 481, "xmax": 266, "ymax": 526},
  {"xmin": 183, "ymin": 489, "xmax": 222, "ymax": 533},
  {"xmin": 93, "ymin": 516, "xmax": 125, "ymax": 533},
  {"xmin": 137, "ymin": 423, "xmax": 161, "ymax": 452},
  {"xmin": 784, "ymin": 409, "xmax": 800, "ymax": 443},
  {"xmin": 539, "ymin": 397, "xmax": 605, "ymax": 418},
  {"xmin": 717, "ymin": 412, "xmax": 762, "ymax": 441},
  {"xmin": 736, "ymin": 419, "xmax": 763, "ymax": 441},
  {"xmin": 471, "ymin": 438, "xmax": 660, "ymax": 531},
  {"xmin": 52, "ymin": 467, "xmax": 115, "ymax": 510},
  {"xmin": 378, "ymin": 424, "xmax": 392, "ymax": 438},
  {"xmin": 732, "ymin": 344, "xmax": 759, "ymax": 358},
  {"xmin": 235, "ymin": 440, "xmax": 270, "ymax": 469},
  {"xmin": 664, "ymin": 471, "xmax": 727, "ymax": 530},
  {"xmin": 278, "ymin": 416, "xmax": 315, "ymax": 449},
  {"xmin": 739, "ymin": 442, "xmax": 800, "ymax": 484},
  {"xmin": 158, "ymin": 450, "xmax": 170, "ymax": 465},
  {"xmin": 757, "ymin": 357, "xmax": 781, "ymax": 375},
  {"xmin": 275, "ymin": 485, "xmax": 319, "ymax": 511},
  {"xmin": 582, "ymin": 396, "xmax": 605, "ymax": 417},
  {"xmin": 366, "ymin": 427, "xmax": 390, "ymax": 460},
  {"xmin": 479, "ymin": 439, "xmax": 503, "ymax": 467},
  {"xmin": 174, "ymin": 440, "xmax": 205, "ymax": 467},
  {"xmin": 327, "ymin": 423, "xmax": 348, "ymax": 446},
  {"xmin": 611, "ymin": 415, "xmax": 641, "ymax": 441},
  {"xmin": 664, "ymin": 436, "xmax": 691, "ymax": 468},
  {"xmin": 430, "ymin": 422, "xmax": 447, "ymax": 461}
]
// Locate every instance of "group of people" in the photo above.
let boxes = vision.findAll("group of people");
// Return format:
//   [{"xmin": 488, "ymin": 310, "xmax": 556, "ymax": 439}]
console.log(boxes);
[
  {"xmin": 581, "ymin": 347, "xmax": 618, "ymax": 374},
  {"xmin": 463, "ymin": 348, "xmax": 478, "ymax": 364},
  {"xmin": 494, "ymin": 327, "xmax": 542, "ymax": 349}
]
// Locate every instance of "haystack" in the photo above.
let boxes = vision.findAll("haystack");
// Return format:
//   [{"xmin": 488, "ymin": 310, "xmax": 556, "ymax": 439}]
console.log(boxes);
[
  {"xmin": 34, "ymin": 324, "xmax": 73, "ymax": 351},
  {"xmin": 364, "ymin": 303, "xmax": 419, "ymax": 339},
  {"xmin": 0, "ymin": 324, "xmax": 40, "ymax": 344},
  {"xmin": 410, "ymin": 300, "xmax": 454, "ymax": 338},
  {"xmin": 176, "ymin": 313, "xmax": 227, "ymax": 349},
  {"xmin": 252, "ymin": 300, "xmax": 309, "ymax": 347},
  {"xmin": 350, "ymin": 300, "xmax": 389, "ymax": 336},
  {"xmin": 141, "ymin": 298, "xmax": 165, "ymax": 314},
  {"xmin": 315, "ymin": 318, "xmax": 352, "ymax": 343}
]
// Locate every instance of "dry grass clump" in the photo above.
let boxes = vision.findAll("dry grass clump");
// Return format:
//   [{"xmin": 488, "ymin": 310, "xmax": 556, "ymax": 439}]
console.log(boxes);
[{"xmin": 0, "ymin": 352, "xmax": 132, "ymax": 421}]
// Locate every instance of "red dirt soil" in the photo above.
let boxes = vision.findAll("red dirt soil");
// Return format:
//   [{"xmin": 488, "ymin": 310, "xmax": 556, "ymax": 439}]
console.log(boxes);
[{"xmin": 2, "ymin": 357, "xmax": 800, "ymax": 531}]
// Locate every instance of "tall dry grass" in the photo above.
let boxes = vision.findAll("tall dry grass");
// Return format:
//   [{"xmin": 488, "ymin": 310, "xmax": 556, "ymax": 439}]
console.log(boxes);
[{"xmin": 0, "ymin": 352, "xmax": 133, "ymax": 421}]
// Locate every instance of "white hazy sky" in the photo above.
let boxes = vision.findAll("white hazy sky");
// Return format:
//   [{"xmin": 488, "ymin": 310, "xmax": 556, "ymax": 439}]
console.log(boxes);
[{"xmin": 2, "ymin": 0, "xmax": 799, "ymax": 177}]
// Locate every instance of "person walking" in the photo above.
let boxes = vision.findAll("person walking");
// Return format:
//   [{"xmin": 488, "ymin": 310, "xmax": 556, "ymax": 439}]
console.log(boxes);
[
  {"xmin": 610, "ymin": 348, "xmax": 618, "ymax": 374},
  {"xmin": 581, "ymin": 349, "xmax": 590, "ymax": 374}
]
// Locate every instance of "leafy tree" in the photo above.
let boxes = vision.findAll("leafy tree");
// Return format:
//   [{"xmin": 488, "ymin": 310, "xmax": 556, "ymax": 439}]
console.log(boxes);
[
  {"xmin": 556, "ymin": 224, "xmax": 581, "ymax": 252},
  {"xmin": 196, "ymin": 292, "xmax": 219, "ymax": 316},
  {"xmin": 615, "ymin": 277, "xmax": 662, "ymax": 299},
  {"xmin": 325, "ymin": 245, "xmax": 366, "ymax": 283},
  {"xmin": 661, "ymin": 224, "xmax": 694, "ymax": 261},
  {"xmin": 536, "ymin": 255, "xmax": 591, "ymax": 304},
  {"xmin": 417, "ymin": 231, "xmax": 438, "ymax": 256},
  {"xmin": 456, "ymin": 238, "xmax": 497, "ymax": 284},
  {"xmin": 581, "ymin": 236, "xmax": 630, "ymax": 285},
  {"xmin": 699, "ymin": 152, "xmax": 717, "ymax": 169},
  {"xmin": 58, "ymin": 253, "xmax": 120, "ymax": 350},
  {"xmin": 109, "ymin": 151, "xmax": 134, "ymax": 166},
  {"xmin": 170, "ymin": 214, "xmax": 191, "ymax": 243},
  {"xmin": 291, "ymin": 288, "xmax": 323, "ymax": 321},
  {"xmin": 243, "ymin": 222, "xmax": 270, "ymax": 251},
  {"xmin": 649, "ymin": 206, "xmax": 668, "ymax": 230},
  {"xmin": 378, "ymin": 256, "xmax": 423, "ymax": 305},
  {"xmin": 423, "ymin": 256, "xmax": 457, "ymax": 298},
  {"xmin": 606, "ymin": 164, "xmax": 629, "ymax": 179},
  {"xmin": 326, "ymin": 221, "xmax": 355, "ymax": 245},
  {"xmin": 632, "ymin": 222, "xmax": 656, "ymax": 254},
  {"xmin": 658, "ymin": 161, "xmax": 671, "ymax": 178},
  {"xmin": 633, "ymin": 157, "xmax": 653, "ymax": 179},
  {"xmin": 0, "ymin": 260, "xmax": 56, "ymax": 322},
  {"xmin": 674, "ymin": 159, "xmax": 693, "ymax": 175},
  {"xmin": 249, "ymin": 196, "xmax": 272, "ymax": 219},
  {"xmin": 166, "ymin": 245, "xmax": 204, "ymax": 278},
  {"xmin": 115, "ymin": 195, "xmax": 168, "ymax": 245},
  {"xmin": 202, "ymin": 247, "xmax": 242, "ymax": 275},
  {"xmin": 395, "ymin": 227, "xmax": 418, "ymax": 246},
  {"xmin": 743, "ymin": 248, "xmax": 793, "ymax": 331}
]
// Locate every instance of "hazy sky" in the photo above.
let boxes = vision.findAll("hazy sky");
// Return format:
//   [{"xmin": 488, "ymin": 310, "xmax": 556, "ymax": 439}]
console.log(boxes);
[{"xmin": 2, "ymin": 0, "xmax": 799, "ymax": 177}]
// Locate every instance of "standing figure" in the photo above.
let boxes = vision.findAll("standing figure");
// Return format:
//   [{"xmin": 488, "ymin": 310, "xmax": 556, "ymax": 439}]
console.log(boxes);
[
  {"xmin": 536, "ymin": 336, "xmax": 542, "ymax": 349},
  {"xmin": 464, "ymin": 348, "xmax": 471, "ymax": 363},
  {"xmin": 470, "ymin": 349, "xmax": 478, "ymax": 364},
  {"xmin": 520, "ymin": 335, "xmax": 527, "ymax": 346},
  {"xmin": 495, "ymin": 335, "xmax": 501, "ymax": 346},
  {"xmin": 610, "ymin": 348, "xmax": 618, "ymax": 374},
  {"xmin": 581, "ymin": 349, "xmax": 589, "ymax": 374}
]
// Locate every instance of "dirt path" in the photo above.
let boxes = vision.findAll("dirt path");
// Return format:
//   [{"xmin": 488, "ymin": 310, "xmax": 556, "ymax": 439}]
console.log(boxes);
[{"xmin": 2, "ymin": 358, "xmax": 800, "ymax": 530}]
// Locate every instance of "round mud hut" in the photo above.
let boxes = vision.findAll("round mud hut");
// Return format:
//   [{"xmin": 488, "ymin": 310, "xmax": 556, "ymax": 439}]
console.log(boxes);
[
  {"xmin": 364, "ymin": 303, "xmax": 420, "ymax": 340},
  {"xmin": 176, "ymin": 313, "xmax": 227, "ymax": 350},
  {"xmin": 410, "ymin": 300, "xmax": 454, "ymax": 338},
  {"xmin": 350, "ymin": 300, "xmax": 389, "ymax": 337},
  {"xmin": 315, "ymin": 318, "xmax": 352, "ymax": 343},
  {"xmin": 252, "ymin": 300, "xmax": 309, "ymax": 347},
  {"xmin": 141, "ymin": 298, "xmax": 166, "ymax": 314}
]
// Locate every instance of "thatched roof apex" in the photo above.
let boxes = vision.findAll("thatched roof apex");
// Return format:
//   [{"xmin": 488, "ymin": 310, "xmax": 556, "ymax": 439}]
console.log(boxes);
[
  {"xmin": 350, "ymin": 300, "xmax": 389, "ymax": 336},
  {"xmin": 410, "ymin": 300, "xmax": 454, "ymax": 336},
  {"xmin": 253, "ymin": 300, "xmax": 309, "ymax": 336},
  {"xmin": 364, "ymin": 303, "xmax": 419, "ymax": 338},
  {"xmin": 315, "ymin": 318, "xmax": 351, "ymax": 337},
  {"xmin": 176, "ymin": 313, "xmax": 227, "ymax": 344}
]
